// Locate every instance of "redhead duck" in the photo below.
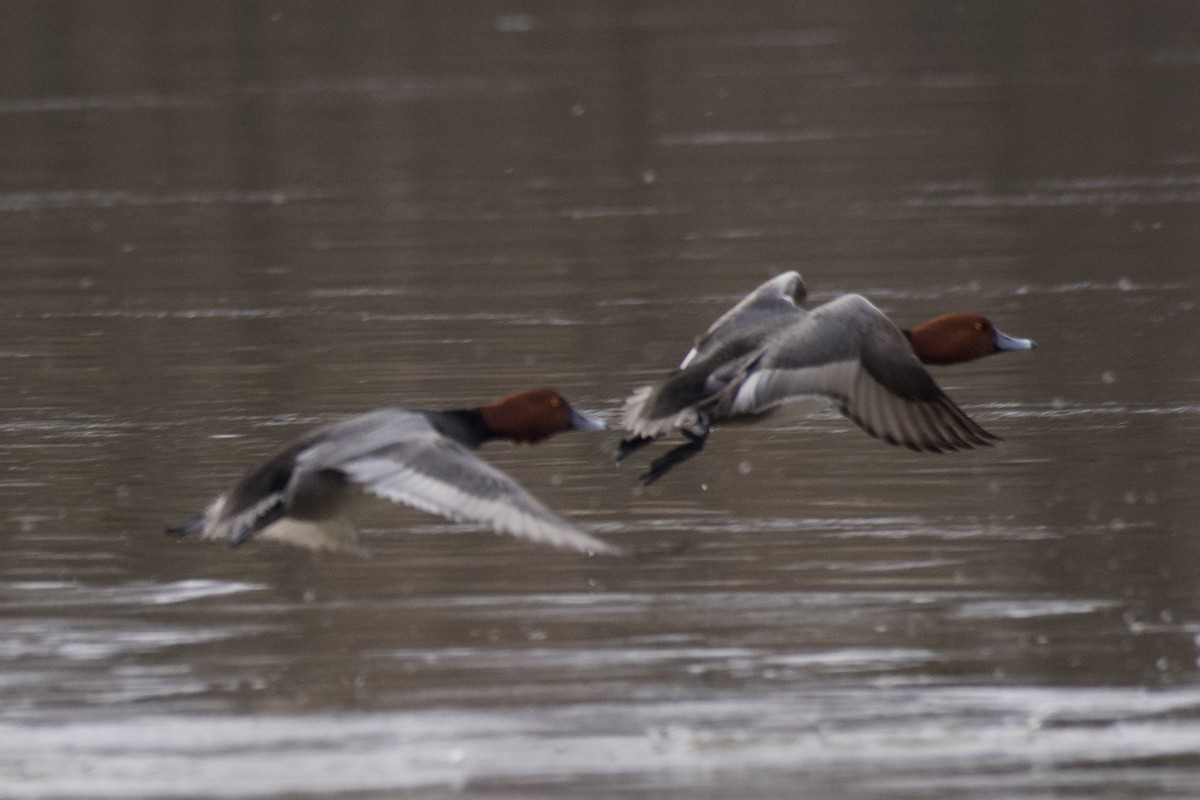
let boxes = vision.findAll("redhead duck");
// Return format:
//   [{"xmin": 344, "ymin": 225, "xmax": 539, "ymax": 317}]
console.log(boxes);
[
  {"xmin": 618, "ymin": 272, "xmax": 1035, "ymax": 484},
  {"xmin": 169, "ymin": 388, "xmax": 618, "ymax": 555}
]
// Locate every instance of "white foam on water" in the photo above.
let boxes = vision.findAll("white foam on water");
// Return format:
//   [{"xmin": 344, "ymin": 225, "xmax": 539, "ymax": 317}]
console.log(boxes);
[{"xmin": 2, "ymin": 686, "xmax": 1199, "ymax": 798}]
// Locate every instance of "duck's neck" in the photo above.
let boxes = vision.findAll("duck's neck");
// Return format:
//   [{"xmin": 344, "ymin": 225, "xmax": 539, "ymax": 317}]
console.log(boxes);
[
  {"xmin": 903, "ymin": 325, "xmax": 967, "ymax": 366},
  {"xmin": 430, "ymin": 408, "xmax": 493, "ymax": 449}
]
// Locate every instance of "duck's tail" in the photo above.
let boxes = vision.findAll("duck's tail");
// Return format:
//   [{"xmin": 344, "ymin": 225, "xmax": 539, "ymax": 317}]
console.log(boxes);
[
  {"xmin": 165, "ymin": 512, "xmax": 205, "ymax": 538},
  {"xmin": 166, "ymin": 494, "xmax": 285, "ymax": 549},
  {"xmin": 619, "ymin": 385, "xmax": 661, "ymax": 438},
  {"xmin": 620, "ymin": 382, "xmax": 712, "ymax": 441}
]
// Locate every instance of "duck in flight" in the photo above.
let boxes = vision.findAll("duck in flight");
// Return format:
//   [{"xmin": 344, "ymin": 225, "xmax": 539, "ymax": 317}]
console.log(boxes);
[
  {"xmin": 169, "ymin": 388, "xmax": 618, "ymax": 555},
  {"xmin": 617, "ymin": 272, "xmax": 1035, "ymax": 485}
]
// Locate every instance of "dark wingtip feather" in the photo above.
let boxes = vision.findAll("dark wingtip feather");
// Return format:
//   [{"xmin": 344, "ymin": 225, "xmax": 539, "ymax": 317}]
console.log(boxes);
[{"xmin": 847, "ymin": 395, "xmax": 1001, "ymax": 454}]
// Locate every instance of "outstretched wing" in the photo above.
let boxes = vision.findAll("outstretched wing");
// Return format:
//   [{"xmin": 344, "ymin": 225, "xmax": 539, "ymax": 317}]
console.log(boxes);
[
  {"xmin": 623, "ymin": 272, "xmax": 807, "ymax": 439},
  {"xmin": 680, "ymin": 271, "xmax": 807, "ymax": 368},
  {"xmin": 725, "ymin": 294, "xmax": 998, "ymax": 452},
  {"xmin": 334, "ymin": 433, "xmax": 619, "ymax": 555}
]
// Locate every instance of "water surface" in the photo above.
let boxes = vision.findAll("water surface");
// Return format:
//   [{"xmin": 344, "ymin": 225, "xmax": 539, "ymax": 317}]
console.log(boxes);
[{"xmin": 2, "ymin": 2, "xmax": 1199, "ymax": 798}]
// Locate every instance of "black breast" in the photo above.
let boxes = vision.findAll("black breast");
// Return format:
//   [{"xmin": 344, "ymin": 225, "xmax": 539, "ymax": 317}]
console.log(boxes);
[{"xmin": 425, "ymin": 408, "xmax": 491, "ymax": 449}]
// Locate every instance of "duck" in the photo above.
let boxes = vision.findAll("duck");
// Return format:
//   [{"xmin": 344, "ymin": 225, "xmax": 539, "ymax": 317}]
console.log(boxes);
[
  {"xmin": 617, "ymin": 272, "xmax": 1035, "ymax": 485},
  {"xmin": 168, "ymin": 388, "xmax": 618, "ymax": 555}
]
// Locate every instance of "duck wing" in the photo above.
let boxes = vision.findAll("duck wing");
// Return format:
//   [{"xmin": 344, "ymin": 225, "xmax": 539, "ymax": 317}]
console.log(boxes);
[
  {"xmin": 326, "ymin": 431, "xmax": 619, "ymax": 555},
  {"xmin": 623, "ymin": 272, "xmax": 807, "ymax": 439},
  {"xmin": 723, "ymin": 294, "xmax": 997, "ymax": 452},
  {"xmin": 680, "ymin": 271, "xmax": 807, "ymax": 368}
]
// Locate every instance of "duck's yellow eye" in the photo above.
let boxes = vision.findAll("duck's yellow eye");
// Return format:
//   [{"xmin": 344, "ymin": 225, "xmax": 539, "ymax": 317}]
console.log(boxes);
[
  {"xmin": 974, "ymin": 321, "xmax": 983, "ymax": 331},
  {"xmin": 550, "ymin": 396, "xmax": 562, "ymax": 408}
]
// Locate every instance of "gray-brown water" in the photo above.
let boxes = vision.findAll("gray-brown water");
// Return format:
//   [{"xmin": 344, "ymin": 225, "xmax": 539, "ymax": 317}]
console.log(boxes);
[{"xmin": 3, "ymin": 3, "xmax": 1200, "ymax": 798}]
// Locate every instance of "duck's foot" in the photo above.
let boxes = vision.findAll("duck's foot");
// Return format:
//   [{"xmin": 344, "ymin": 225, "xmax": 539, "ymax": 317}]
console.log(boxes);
[{"xmin": 639, "ymin": 431, "xmax": 707, "ymax": 486}]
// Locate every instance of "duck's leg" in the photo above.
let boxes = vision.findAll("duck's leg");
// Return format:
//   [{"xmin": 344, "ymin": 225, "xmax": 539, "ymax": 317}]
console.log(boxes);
[
  {"xmin": 639, "ymin": 429, "xmax": 708, "ymax": 486},
  {"xmin": 615, "ymin": 434, "xmax": 655, "ymax": 462}
]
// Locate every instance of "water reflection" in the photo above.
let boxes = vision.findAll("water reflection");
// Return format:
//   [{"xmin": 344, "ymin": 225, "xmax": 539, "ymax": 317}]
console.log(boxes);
[{"xmin": 2, "ymin": 1, "xmax": 1200, "ymax": 798}]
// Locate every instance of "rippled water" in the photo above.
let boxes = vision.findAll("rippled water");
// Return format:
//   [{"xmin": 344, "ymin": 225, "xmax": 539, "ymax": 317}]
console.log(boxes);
[{"xmin": 2, "ymin": 2, "xmax": 1200, "ymax": 798}]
